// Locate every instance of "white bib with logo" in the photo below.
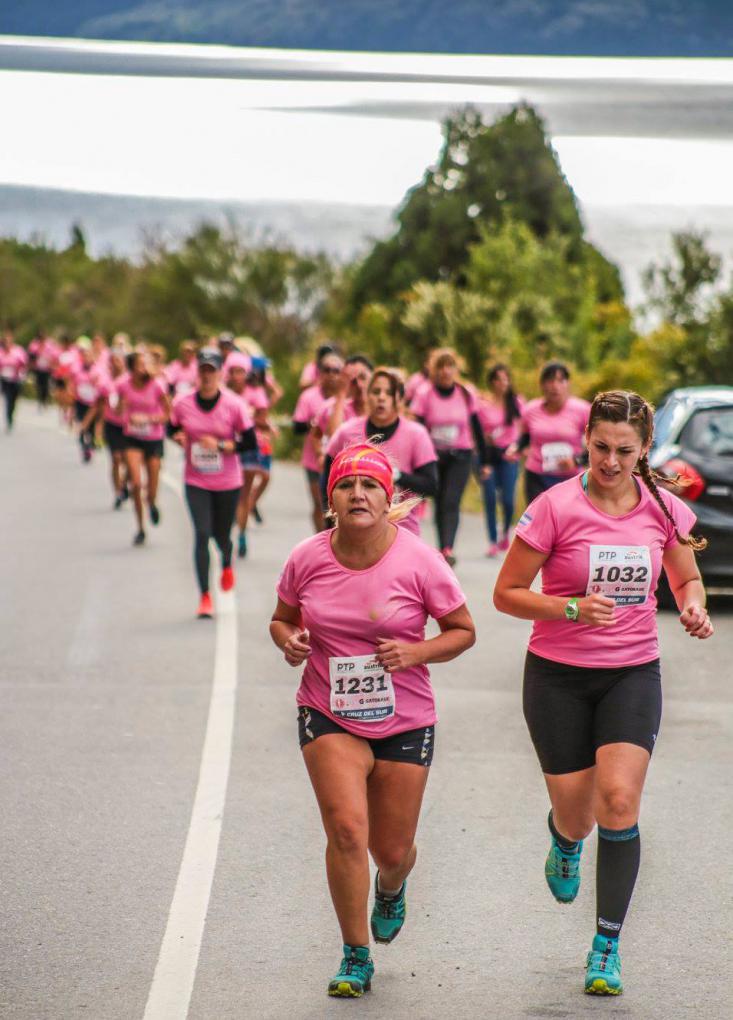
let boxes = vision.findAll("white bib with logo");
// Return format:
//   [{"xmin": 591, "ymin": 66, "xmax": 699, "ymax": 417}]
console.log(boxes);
[
  {"xmin": 586, "ymin": 545, "xmax": 652, "ymax": 606},
  {"xmin": 541, "ymin": 441, "xmax": 573, "ymax": 473},
  {"xmin": 77, "ymin": 383, "xmax": 97, "ymax": 404},
  {"xmin": 431, "ymin": 424, "xmax": 459, "ymax": 448},
  {"xmin": 128, "ymin": 418, "xmax": 152, "ymax": 437},
  {"xmin": 1, "ymin": 366, "xmax": 15, "ymax": 381},
  {"xmin": 329, "ymin": 654, "xmax": 395, "ymax": 723},
  {"xmin": 191, "ymin": 442, "xmax": 222, "ymax": 474}
]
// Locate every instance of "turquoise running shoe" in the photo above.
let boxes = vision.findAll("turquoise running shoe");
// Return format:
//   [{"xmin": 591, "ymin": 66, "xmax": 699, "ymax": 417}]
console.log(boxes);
[
  {"xmin": 371, "ymin": 873, "xmax": 407, "ymax": 944},
  {"xmin": 327, "ymin": 945, "xmax": 374, "ymax": 998},
  {"xmin": 545, "ymin": 838, "xmax": 583, "ymax": 903},
  {"xmin": 585, "ymin": 934, "xmax": 623, "ymax": 995}
]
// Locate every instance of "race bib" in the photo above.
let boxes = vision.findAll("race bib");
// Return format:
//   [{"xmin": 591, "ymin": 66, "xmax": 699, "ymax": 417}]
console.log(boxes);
[
  {"xmin": 491, "ymin": 426, "xmax": 505, "ymax": 441},
  {"xmin": 128, "ymin": 418, "xmax": 152, "ymax": 437},
  {"xmin": 175, "ymin": 381, "xmax": 194, "ymax": 396},
  {"xmin": 541, "ymin": 441, "xmax": 573, "ymax": 473},
  {"xmin": 108, "ymin": 392, "xmax": 120, "ymax": 410},
  {"xmin": 37, "ymin": 357, "xmax": 49, "ymax": 370},
  {"xmin": 430, "ymin": 424, "xmax": 459, "ymax": 448},
  {"xmin": 329, "ymin": 654, "xmax": 395, "ymax": 723},
  {"xmin": 587, "ymin": 545, "xmax": 652, "ymax": 606},
  {"xmin": 77, "ymin": 383, "xmax": 97, "ymax": 403},
  {"xmin": 191, "ymin": 442, "xmax": 222, "ymax": 474},
  {"xmin": 1, "ymin": 366, "xmax": 15, "ymax": 381}
]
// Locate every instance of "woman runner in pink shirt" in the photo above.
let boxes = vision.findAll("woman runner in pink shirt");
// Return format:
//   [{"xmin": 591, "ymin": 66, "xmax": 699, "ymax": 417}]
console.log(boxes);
[
  {"xmin": 0, "ymin": 328, "xmax": 28, "ymax": 432},
  {"xmin": 506, "ymin": 361, "xmax": 591, "ymax": 505},
  {"xmin": 323, "ymin": 367, "xmax": 438, "ymax": 536},
  {"xmin": 116, "ymin": 350, "xmax": 170, "ymax": 546},
  {"xmin": 92, "ymin": 346, "xmax": 130, "ymax": 508},
  {"xmin": 171, "ymin": 348, "xmax": 257, "ymax": 618},
  {"xmin": 477, "ymin": 363, "xmax": 525, "ymax": 556},
  {"xmin": 271, "ymin": 443, "xmax": 475, "ymax": 998},
  {"xmin": 494, "ymin": 390, "xmax": 713, "ymax": 997},
  {"xmin": 292, "ymin": 348, "xmax": 343, "ymax": 532}
]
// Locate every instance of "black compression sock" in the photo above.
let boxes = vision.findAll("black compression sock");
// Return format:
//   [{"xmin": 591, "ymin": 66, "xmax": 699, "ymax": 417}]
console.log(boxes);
[
  {"xmin": 596, "ymin": 824, "xmax": 640, "ymax": 939},
  {"xmin": 548, "ymin": 810, "xmax": 580, "ymax": 853}
]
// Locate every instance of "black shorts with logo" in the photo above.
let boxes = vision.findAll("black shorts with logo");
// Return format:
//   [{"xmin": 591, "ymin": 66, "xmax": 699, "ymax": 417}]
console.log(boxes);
[
  {"xmin": 523, "ymin": 650, "xmax": 662, "ymax": 775},
  {"xmin": 297, "ymin": 705, "xmax": 435, "ymax": 766}
]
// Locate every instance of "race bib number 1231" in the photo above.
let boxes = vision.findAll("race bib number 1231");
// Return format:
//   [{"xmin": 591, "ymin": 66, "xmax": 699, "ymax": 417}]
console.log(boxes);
[{"xmin": 329, "ymin": 654, "xmax": 395, "ymax": 723}]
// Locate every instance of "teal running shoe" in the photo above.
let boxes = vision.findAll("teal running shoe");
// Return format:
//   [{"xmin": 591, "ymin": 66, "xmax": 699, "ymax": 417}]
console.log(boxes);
[
  {"xmin": 237, "ymin": 531, "xmax": 247, "ymax": 559},
  {"xmin": 327, "ymin": 945, "xmax": 374, "ymax": 997},
  {"xmin": 545, "ymin": 838, "xmax": 583, "ymax": 903},
  {"xmin": 371, "ymin": 873, "xmax": 407, "ymax": 944},
  {"xmin": 585, "ymin": 934, "xmax": 623, "ymax": 995}
]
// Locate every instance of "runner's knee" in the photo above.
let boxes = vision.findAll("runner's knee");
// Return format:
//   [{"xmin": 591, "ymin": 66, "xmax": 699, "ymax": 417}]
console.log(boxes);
[
  {"xmin": 596, "ymin": 785, "xmax": 638, "ymax": 825},
  {"xmin": 327, "ymin": 816, "xmax": 368, "ymax": 856}
]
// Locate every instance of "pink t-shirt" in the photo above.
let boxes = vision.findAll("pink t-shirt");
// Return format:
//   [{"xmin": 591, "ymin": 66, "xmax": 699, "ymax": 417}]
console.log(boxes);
[
  {"xmin": 165, "ymin": 359, "xmax": 199, "ymax": 397},
  {"xmin": 54, "ymin": 347, "xmax": 82, "ymax": 380},
  {"xmin": 277, "ymin": 527, "xmax": 467, "ymax": 737},
  {"xmin": 72, "ymin": 364, "xmax": 101, "ymax": 406},
  {"xmin": 292, "ymin": 384, "xmax": 330, "ymax": 472},
  {"xmin": 327, "ymin": 416, "xmax": 437, "ymax": 535},
  {"xmin": 514, "ymin": 475, "xmax": 697, "ymax": 667},
  {"xmin": 171, "ymin": 389, "xmax": 254, "ymax": 490},
  {"xmin": 410, "ymin": 384, "xmax": 477, "ymax": 451},
  {"xmin": 316, "ymin": 396, "xmax": 359, "ymax": 437},
  {"xmin": 477, "ymin": 395, "xmax": 525, "ymax": 449},
  {"xmin": 30, "ymin": 338, "xmax": 59, "ymax": 372},
  {"xmin": 116, "ymin": 376, "xmax": 168, "ymax": 440},
  {"xmin": 522, "ymin": 396, "xmax": 591, "ymax": 475},
  {"xmin": 243, "ymin": 385, "xmax": 269, "ymax": 412},
  {"xmin": 94, "ymin": 369, "xmax": 126, "ymax": 426},
  {"xmin": 405, "ymin": 372, "xmax": 430, "ymax": 405},
  {"xmin": 0, "ymin": 345, "xmax": 28, "ymax": 383}
]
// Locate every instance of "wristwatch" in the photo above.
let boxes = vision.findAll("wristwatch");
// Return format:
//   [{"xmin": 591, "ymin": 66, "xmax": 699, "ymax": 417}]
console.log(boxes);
[
  {"xmin": 217, "ymin": 440, "xmax": 228, "ymax": 453},
  {"xmin": 564, "ymin": 598, "xmax": 580, "ymax": 623}
]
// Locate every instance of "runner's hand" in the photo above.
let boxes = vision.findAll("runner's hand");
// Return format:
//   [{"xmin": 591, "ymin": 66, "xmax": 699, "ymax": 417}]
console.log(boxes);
[
  {"xmin": 479, "ymin": 465, "xmax": 492, "ymax": 480},
  {"xmin": 171, "ymin": 430, "xmax": 186, "ymax": 447},
  {"xmin": 577, "ymin": 593, "xmax": 617, "ymax": 627},
  {"xmin": 557, "ymin": 456, "xmax": 575, "ymax": 472},
  {"xmin": 283, "ymin": 629, "xmax": 311, "ymax": 666},
  {"xmin": 376, "ymin": 637, "xmax": 420, "ymax": 672},
  {"xmin": 679, "ymin": 604, "xmax": 713, "ymax": 639}
]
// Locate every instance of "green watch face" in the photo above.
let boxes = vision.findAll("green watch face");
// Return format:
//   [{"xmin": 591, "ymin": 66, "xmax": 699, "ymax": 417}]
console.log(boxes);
[{"xmin": 565, "ymin": 599, "xmax": 579, "ymax": 621}]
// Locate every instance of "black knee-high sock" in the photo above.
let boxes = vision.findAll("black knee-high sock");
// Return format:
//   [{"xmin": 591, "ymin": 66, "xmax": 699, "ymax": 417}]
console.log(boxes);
[{"xmin": 596, "ymin": 824, "xmax": 640, "ymax": 940}]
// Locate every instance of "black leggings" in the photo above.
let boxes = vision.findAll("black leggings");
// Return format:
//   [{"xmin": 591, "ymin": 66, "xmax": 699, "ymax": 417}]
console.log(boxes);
[
  {"xmin": 35, "ymin": 371, "xmax": 51, "ymax": 406},
  {"xmin": 75, "ymin": 400, "xmax": 95, "ymax": 454},
  {"xmin": 184, "ymin": 484, "xmax": 241, "ymax": 594},
  {"xmin": 1, "ymin": 380, "xmax": 20, "ymax": 428},
  {"xmin": 434, "ymin": 449, "xmax": 472, "ymax": 550}
]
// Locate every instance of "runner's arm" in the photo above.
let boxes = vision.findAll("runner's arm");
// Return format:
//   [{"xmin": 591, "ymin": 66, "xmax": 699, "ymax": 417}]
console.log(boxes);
[
  {"xmin": 376, "ymin": 603, "xmax": 475, "ymax": 672},
  {"xmin": 395, "ymin": 460, "xmax": 438, "ymax": 497}
]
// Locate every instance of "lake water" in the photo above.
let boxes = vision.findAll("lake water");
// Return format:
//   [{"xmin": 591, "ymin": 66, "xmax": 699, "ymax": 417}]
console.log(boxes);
[{"xmin": 2, "ymin": 37, "xmax": 733, "ymax": 305}]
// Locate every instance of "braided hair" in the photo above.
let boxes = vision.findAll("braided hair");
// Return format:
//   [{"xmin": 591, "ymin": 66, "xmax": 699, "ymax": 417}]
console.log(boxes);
[{"xmin": 588, "ymin": 390, "xmax": 707, "ymax": 552}]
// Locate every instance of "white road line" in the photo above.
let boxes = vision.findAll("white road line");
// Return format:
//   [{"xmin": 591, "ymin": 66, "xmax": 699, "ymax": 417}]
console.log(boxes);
[{"xmin": 142, "ymin": 468, "xmax": 240, "ymax": 1020}]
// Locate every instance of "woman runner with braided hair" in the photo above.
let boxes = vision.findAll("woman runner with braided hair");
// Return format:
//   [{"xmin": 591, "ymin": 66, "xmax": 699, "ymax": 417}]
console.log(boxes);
[{"xmin": 494, "ymin": 390, "xmax": 712, "ymax": 997}]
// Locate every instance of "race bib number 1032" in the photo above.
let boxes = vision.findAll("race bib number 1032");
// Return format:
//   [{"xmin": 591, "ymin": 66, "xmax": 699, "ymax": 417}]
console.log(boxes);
[{"xmin": 586, "ymin": 545, "xmax": 652, "ymax": 606}]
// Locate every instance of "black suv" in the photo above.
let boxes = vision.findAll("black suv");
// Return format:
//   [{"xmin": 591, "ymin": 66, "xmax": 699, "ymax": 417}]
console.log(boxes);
[{"xmin": 651, "ymin": 386, "xmax": 733, "ymax": 594}]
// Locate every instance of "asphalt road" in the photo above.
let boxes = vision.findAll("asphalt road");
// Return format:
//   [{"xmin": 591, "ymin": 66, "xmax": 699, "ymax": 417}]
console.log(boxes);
[{"xmin": 1, "ymin": 406, "xmax": 731, "ymax": 1020}]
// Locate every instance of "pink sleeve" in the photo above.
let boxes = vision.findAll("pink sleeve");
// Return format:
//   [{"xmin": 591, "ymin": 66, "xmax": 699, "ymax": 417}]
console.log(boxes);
[
  {"xmin": 413, "ymin": 424, "xmax": 437, "ymax": 465},
  {"xmin": 464, "ymin": 385, "xmax": 478, "ymax": 413},
  {"xmin": 169, "ymin": 394, "xmax": 182, "ymax": 427},
  {"xmin": 327, "ymin": 422, "xmax": 350, "ymax": 458},
  {"xmin": 276, "ymin": 554, "xmax": 300, "ymax": 607},
  {"xmin": 661, "ymin": 490, "xmax": 697, "ymax": 549},
  {"xmin": 237, "ymin": 402, "xmax": 254, "ymax": 432},
  {"xmin": 315, "ymin": 403, "xmax": 331, "ymax": 431},
  {"xmin": 514, "ymin": 491, "xmax": 557, "ymax": 553},
  {"xmin": 420, "ymin": 550, "xmax": 467, "ymax": 620},
  {"xmin": 410, "ymin": 388, "xmax": 427, "ymax": 417},
  {"xmin": 292, "ymin": 389, "xmax": 312, "ymax": 424}
]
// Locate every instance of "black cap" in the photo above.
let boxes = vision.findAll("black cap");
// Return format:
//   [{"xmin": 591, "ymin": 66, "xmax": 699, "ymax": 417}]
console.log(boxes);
[{"xmin": 197, "ymin": 347, "xmax": 223, "ymax": 370}]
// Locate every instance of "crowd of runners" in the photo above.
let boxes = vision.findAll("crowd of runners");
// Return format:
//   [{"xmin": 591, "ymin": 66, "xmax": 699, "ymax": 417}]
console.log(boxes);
[{"xmin": 1, "ymin": 323, "xmax": 715, "ymax": 1002}]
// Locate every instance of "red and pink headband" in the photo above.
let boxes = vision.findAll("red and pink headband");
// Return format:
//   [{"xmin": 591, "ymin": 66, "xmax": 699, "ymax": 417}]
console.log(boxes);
[{"xmin": 326, "ymin": 444, "xmax": 395, "ymax": 503}]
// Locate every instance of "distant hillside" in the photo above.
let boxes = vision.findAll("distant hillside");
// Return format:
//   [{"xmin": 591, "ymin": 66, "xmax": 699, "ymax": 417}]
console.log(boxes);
[{"xmin": 1, "ymin": 1, "xmax": 731, "ymax": 57}]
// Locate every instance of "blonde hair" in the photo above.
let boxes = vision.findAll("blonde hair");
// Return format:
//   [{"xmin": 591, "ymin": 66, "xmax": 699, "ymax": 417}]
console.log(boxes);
[{"xmin": 427, "ymin": 346, "xmax": 465, "ymax": 381}]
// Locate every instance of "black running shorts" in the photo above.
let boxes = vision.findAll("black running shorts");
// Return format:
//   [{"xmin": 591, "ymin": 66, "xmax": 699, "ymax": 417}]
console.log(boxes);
[
  {"xmin": 523, "ymin": 651, "xmax": 662, "ymax": 775},
  {"xmin": 124, "ymin": 436, "xmax": 164, "ymax": 459},
  {"xmin": 297, "ymin": 705, "xmax": 435, "ymax": 766},
  {"xmin": 104, "ymin": 421, "xmax": 127, "ymax": 452}
]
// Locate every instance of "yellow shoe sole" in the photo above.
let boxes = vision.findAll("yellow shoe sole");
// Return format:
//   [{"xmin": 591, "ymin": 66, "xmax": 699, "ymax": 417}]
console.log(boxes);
[
  {"xmin": 585, "ymin": 978, "xmax": 622, "ymax": 995},
  {"xmin": 328, "ymin": 980, "xmax": 369, "ymax": 997}
]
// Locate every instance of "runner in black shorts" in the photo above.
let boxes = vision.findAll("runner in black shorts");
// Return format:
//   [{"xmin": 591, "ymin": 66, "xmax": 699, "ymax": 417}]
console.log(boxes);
[
  {"xmin": 494, "ymin": 390, "xmax": 712, "ymax": 998},
  {"xmin": 271, "ymin": 443, "xmax": 475, "ymax": 999}
]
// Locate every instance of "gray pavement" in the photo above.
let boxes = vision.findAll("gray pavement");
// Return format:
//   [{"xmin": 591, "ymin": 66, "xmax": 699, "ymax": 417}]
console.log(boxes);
[{"xmin": 1, "ymin": 405, "xmax": 731, "ymax": 1020}]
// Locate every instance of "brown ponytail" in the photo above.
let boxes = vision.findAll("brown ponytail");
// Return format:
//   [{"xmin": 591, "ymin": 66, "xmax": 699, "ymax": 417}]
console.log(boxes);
[{"xmin": 589, "ymin": 390, "xmax": 708, "ymax": 552}]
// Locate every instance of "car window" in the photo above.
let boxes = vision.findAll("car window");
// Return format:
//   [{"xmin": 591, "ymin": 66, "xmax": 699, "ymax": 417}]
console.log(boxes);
[
  {"xmin": 652, "ymin": 399, "xmax": 687, "ymax": 449},
  {"xmin": 680, "ymin": 407, "xmax": 733, "ymax": 456}
]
